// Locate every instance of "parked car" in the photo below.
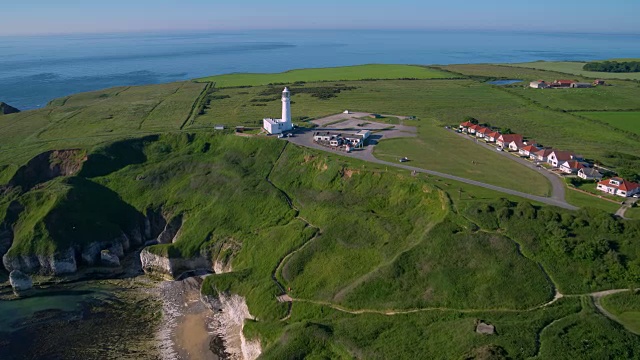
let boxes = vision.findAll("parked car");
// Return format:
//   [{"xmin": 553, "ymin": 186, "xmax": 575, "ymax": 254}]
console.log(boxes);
[
  {"xmin": 496, "ymin": 147, "xmax": 503, "ymax": 152},
  {"xmin": 287, "ymin": 133, "xmax": 294, "ymax": 138},
  {"xmin": 278, "ymin": 133, "xmax": 285, "ymax": 138},
  {"xmin": 634, "ymin": 194, "xmax": 640, "ymax": 198},
  {"xmin": 399, "ymin": 157, "xmax": 409, "ymax": 163}
]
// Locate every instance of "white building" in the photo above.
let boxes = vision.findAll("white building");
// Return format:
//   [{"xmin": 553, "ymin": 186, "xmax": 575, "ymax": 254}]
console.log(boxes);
[
  {"xmin": 263, "ymin": 88, "xmax": 293, "ymax": 135},
  {"xmin": 597, "ymin": 178, "xmax": 640, "ymax": 198}
]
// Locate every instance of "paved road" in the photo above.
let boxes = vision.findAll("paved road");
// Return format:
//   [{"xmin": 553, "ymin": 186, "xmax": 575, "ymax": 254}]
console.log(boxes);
[{"xmin": 286, "ymin": 129, "xmax": 578, "ymax": 210}]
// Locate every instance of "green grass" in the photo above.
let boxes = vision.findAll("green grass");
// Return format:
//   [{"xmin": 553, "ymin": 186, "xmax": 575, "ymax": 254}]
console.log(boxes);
[
  {"xmin": 627, "ymin": 207, "xmax": 640, "ymax": 220},
  {"xmin": 577, "ymin": 111, "xmax": 640, "ymax": 135},
  {"xmin": 438, "ymin": 63, "xmax": 591, "ymax": 82},
  {"xmin": 194, "ymin": 64, "xmax": 458, "ymax": 86},
  {"xmin": 601, "ymin": 291, "xmax": 640, "ymax": 334},
  {"xmin": 506, "ymin": 61, "xmax": 640, "ymax": 80},
  {"xmin": 565, "ymin": 188, "xmax": 623, "ymax": 213},
  {"xmin": 506, "ymin": 84, "xmax": 640, "ymax": 111}
]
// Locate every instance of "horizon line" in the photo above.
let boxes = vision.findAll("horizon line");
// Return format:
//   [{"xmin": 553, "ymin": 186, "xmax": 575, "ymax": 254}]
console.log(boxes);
[{"xmin": 2, "ymin": 27, "xmax": 640, "ymax": 38}]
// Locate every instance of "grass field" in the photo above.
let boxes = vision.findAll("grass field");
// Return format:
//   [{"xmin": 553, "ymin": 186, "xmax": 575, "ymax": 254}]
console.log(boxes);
[
  {"xmin": 438, "ymin": 63, "xmax": 590, "ymax": 82},
  {"xmin": 564, "ymin": 188, "xmax": 622, "ymax": 214},
  {"xmin": 601, "ymin": 291, "xmax": 640, "ymax": 334},
  {"xmin": 577, "ymin": 111, "xmax": 640, "ymax": 135},
  {"xmin": 505, "ymin": 61, "xmax": 640, "ymax": 80},
  {"xmin": 194, "ymin": 64, "xmax": 458, "ymax": 86},
  {"xmin": 506, "ymin": 85, "xmax": 640, "ymax": 111}
]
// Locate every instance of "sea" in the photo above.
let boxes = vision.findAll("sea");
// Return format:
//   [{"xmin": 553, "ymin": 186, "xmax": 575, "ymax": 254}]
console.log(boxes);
[{"xmin": 1, "ymin": 29, "xmax": 640, "ymax": 110}]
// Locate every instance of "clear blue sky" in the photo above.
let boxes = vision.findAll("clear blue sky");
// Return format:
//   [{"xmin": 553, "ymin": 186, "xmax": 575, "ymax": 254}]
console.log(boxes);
[{"xmin": 2, "ymin": 0, "xmax": 639, "ymax": 35}]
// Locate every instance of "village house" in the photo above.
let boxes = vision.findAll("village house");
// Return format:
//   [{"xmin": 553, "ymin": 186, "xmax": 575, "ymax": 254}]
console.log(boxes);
[
  {"xmin": 508, "ymin": 139, "xmax": 526, "ymax": 152},
  {"xmin": 531, "ymin": 148, "xmax": 554, "ymax": 162},
  {"xmin": 518, "ymin": 144, "xmax": 541, "ymax": 157},
  {"xmin": 496, "ymin": 134, "xmax": 523, "ymax": 148},
  {"xmin": 552, "ymin": 79, "xmax": 576, "ymax": 88},
  {"xmin": 467, "ymin": 124, "xmax": 480, "ymax": 135},
  {"xmin": 559, "ymin": 160, "xmax": 586, "ymax": 174},
  {"xmin": 475, "ymin": 126, "xmax": 491, "ymax": 139},
  {"xmin": 529, "ymin": 80, "xmax": 549, "ymax": 89},
  {"xmin": 485, "ymin": 131, "xmax": 500, "ymax": 143},
  {"xmin": 547, "ymin": 150, "xmax": 576, "ymax": 167},
  {"xmin": 597, "ymin": 177, "xmax": 640, "ymax": 198},
  {"xmin": 459, "ymin": 121, "xmax": 474, "ymax": 132},
  {"xmin": 571, "ymin": 82, "xmax": 592, "ymax": 88},
  {"xmin": 578, "ymin": 167, "xmax": 603, "ymax": 181},
  {"xmin": 313, "ymin": 131, "xmax": 339, "ymax": 142},
  {"xmin": 329, "ymin": 137, "xmax": 343, "ymax": 147}
]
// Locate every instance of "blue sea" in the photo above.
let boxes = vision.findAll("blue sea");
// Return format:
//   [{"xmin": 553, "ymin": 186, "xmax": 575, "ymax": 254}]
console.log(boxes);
[{"xmin": 1, "ymin": 30, "xmax": 639, "ymax": 110}]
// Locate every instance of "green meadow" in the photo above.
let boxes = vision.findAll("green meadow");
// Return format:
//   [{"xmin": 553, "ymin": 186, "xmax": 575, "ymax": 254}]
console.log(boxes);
[
  {"xmin": 505, "ymin": 61, "xmax": 640, "ymax": 80},
  {"xmin": 194, "ymin": 64, "xmax": 457, "ymax": 86},
  {"xmin": 577, "ymin": 111, "xmax": 640, "ymax": 135},
  {"xmin": 601, "ymin": 291, "xmax": 640, "ymax": 334}
]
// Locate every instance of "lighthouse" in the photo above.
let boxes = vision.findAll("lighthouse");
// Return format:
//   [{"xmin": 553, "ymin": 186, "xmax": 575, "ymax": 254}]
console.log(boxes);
[{"xmin": 263, "ymin": 87, "xmax": 294, "ymax": 135}]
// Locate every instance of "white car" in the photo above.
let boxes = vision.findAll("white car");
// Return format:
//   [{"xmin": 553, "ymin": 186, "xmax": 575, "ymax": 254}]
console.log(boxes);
[
  {"xmin": 496, "ymin": 147, "xmax": 503, "ymax": 152},
  {"xmin": 634, "ymin": 194, "xmax": 640, "ymax": 198},
  {"xmin": 278, "ymin": 134, "xmax": 285, "ymax": 138}
]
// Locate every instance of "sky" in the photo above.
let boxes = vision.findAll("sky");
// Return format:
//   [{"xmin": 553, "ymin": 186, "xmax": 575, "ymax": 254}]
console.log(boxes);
[{"xmin": 2, "ymin": 0, "xmax": 639, "ymax": 36}]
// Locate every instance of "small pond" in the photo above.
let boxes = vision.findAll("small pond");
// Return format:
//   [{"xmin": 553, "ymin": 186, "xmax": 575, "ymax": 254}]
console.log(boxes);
[{"xmin": 487, "ymin": 79, "xmax": 522, "ymax": 85}]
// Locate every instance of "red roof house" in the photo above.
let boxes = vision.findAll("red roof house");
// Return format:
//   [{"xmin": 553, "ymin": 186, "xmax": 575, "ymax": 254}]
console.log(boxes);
[
  {"xmin": 496, "ymin": 134, "xmax": 524, "ymax": 147},
  {"xmin": 597, "ymin": 177, "xmax": 640, "ymax": 198}
]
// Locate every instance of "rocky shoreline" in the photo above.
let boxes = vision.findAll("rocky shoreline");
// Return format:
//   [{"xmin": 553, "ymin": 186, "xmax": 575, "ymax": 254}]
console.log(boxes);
[{"xmin": 156, "ymin": 275, "xmax": 261, "ymax": 360}]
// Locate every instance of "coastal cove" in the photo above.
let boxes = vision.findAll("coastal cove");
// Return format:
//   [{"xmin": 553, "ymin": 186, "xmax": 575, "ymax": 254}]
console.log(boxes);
[{"xmin": 2, "ymin": 30, "xmax": 640, "ymax": 110}]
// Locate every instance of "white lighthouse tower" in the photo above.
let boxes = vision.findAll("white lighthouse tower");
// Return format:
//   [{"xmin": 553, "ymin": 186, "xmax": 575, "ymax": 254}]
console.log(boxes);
[{"xmin": 263, "ymin": 87, "xmax": 293, "ymax": 135}]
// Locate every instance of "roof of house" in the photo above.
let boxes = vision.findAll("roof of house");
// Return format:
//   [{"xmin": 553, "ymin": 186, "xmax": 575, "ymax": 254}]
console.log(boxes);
[
  {"xmin": 313, "ymin": 131, "xmax": 341, "ymax": 137},
  {"xmin": 487, "ymin": 131, "xmax": 501, "ymax": 138},
  {"xmin": 579, "ymin": 168, "xmax": 602, "ymax": 177},
  {"xmin": 477, "ymin": 127, "xmax": 491, "ymax": 134},
  {"xmin": 534, "ymin": 148, "xmax": 554, "ymax": 157},
  {"xmin": 509, "ymin": 140, "xmax": 526, "ymax": 148},
  {"xmin": 498, "ymin": 134, "xmax": 523, "ymax": 143},
  {"xmin": 555, "ymin": 79, "xmax": 576, "ymax": 84},
  {"xmin": 468, "ymin": 124, "xmax": 480, "ymax": 130},
  {"xmin": 550, "ymin": 150, "xmax": 574, "ymax": 162},
  {"xmin": 561, "ymin": 160, "xmax": 585, "ymax": 170},
  {"xmin": 520, "ymin": 145, "xmax": 541, "ymax": 153},
  {"xmin": 460, "ymin": 121, "xmax": 474, "ymax": 127},
  {"xmin": 598, "ymin": 177, "xmax": 640, "ymax": 192}
]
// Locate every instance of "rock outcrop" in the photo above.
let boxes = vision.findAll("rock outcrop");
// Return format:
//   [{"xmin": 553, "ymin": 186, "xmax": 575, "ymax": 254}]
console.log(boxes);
[
  {"xmin": 476, "ymin": 321, "xmax": 496, "ymax": 335},
  {"xmin": 101, "ymin": 250, "xmax": 121, "ymax": 267},
  {"xmin": 203, "ymin": 290, "xmax": 262, "ymax": 360},
  {"xmin": 140, "ymin": 249, "xmax": 212, "ymax": 279},
  {"xmin": 3, "ymin": 248, "xmax": 77, "ymax": 275},
  {"xmin": 9, "ymin": 270, "xmax": 33, "ymax": 293},
  {"xmin": 7, "ymin": 149, "xmax": 86, "ymax": 193},
  {"xmin": 156, "ymin": 215, "xmax": 183, "ymax": 244},
  {"xmin": 0, "ymin": 102, "xmax": 20, "ymax": 115}
]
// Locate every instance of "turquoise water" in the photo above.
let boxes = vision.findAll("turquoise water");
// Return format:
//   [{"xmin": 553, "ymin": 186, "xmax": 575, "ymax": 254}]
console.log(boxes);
[{"xmin": 1, "ymin": 30, "xmax": 639, "ymax": 110}]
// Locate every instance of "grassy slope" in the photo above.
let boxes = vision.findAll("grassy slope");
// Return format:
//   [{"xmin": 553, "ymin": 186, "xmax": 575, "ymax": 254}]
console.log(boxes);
[
  {"xmin": 194, "ymin": 64, "xmax": 457, "ymax": 86},
  {"xmin": 505, "ymin": 61, "xmax": 640, "ymax": 80},
  {"xmin": 577, "ymin": 111, "xmax": 640, "ymax": 135},
  {"xmin": 601, "ymin": 291, "xmax": 640, "ymax": 334},
  {"xmin": 507, "ymin": 85, "xmax": 640, "ymax": 111}
]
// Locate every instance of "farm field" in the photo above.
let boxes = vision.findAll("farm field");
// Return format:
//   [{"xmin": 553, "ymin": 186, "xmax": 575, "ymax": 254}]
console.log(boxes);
[
  {"xmin": 438, "ymin": 63, "xmax": 590, "ymax": 82},
  {"xmin": 505, "ymin": 61, "xmax": 640, "ymax": 80},
  {"xmin": 577, "ymin": 111, "xmax": 640, "ymax": 135},
  {"xmin": 506, "ymin": 85, "xmax": 640, "ymax": 111},
  {"xmin": 195, "ymin": 64, "xmax": 458, "ymax": 86}
]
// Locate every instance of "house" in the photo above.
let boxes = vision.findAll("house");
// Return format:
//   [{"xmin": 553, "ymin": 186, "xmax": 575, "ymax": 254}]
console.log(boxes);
[
  {"xmin": 508, "ymin": 140, "xmax": 526, "ymax": 152},
  {"xmin": 518, "ymin": 144, "xmax": 541, "ymax": 157},
  {"xmin": 597, "ymin": 177, "xmax": 640, "ymax": 197},
  {"xmin": 485, "ymin": 131, "xmax": 501, "ymax": 143},
  {"xmin": 578, "ymin": 167, "xmax": 603, "ymax": 180},
  {"xmin": 529, "ymin": 80, "xmax": 549, "ymax": 89},
  {"xmin": 531, "ymin": 148, "xmax": 554, "ymax": 162},
  {"xmin": 459, "ymin": 121, "xmax": 475, "ymax": 132},
  {"xmin": 593, "ymin": 79, "xmax": 606, "ymax": 86},
  {"xmin": 571, "ymin": 82, "xmax": 592, "ymax": 88},
  {"xmin": 547, "ymin": 150, "xmax": 575, "ymax": 167},
  {"xmin": 496, "ymin": 134, "xmax": 524, "ymax": 148},
  {"xmin": 559, "ymin": 160, "xmax": 586, "ymax": 174},
  {"xmin": 475, "ymin": 127, "xmax": 491, "ymax": 138},
  {"xmin": 552, "ymin": 79, "xmax": 576, "ymax": 88},
  {"xmin": 468, "ymin": 124, "xmax": 480, "ymax": 135}
]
